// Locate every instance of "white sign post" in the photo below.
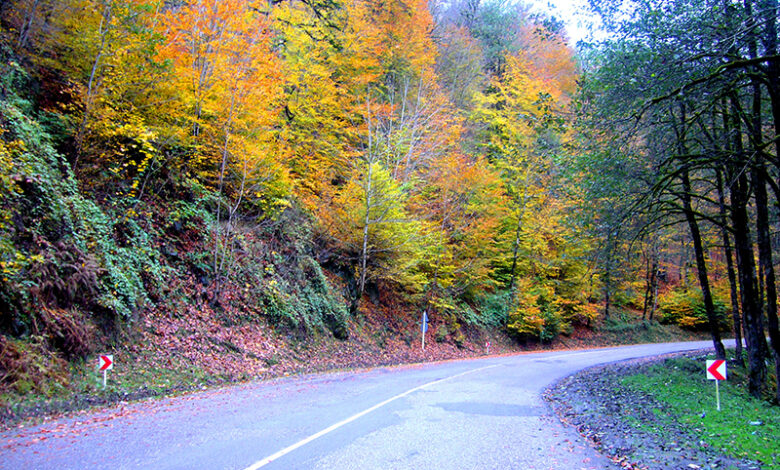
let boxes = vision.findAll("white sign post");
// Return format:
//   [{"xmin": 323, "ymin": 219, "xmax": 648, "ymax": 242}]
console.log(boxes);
[
  {"xmin": 706, "ymin": 359, "xmax": 727, "ymax": 411},
  {"xmin": 421, "ymin": 311, "xmax": 428, "ymax": 351},
  {"xmin": 98, "ymin": 355, "xmax": 114, "ymax": 388}
]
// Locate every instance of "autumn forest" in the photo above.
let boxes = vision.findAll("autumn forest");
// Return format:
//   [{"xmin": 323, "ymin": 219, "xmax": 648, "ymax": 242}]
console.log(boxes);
[{"xmin": 1, "ymin": 0, "xmax": 779, "ymax": 404}]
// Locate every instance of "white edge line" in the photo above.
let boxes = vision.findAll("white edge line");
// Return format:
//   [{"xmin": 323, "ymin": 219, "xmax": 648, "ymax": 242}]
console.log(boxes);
[{"xmin": 242, "ymin": 364, "xmax": 500, "ymax": 470}]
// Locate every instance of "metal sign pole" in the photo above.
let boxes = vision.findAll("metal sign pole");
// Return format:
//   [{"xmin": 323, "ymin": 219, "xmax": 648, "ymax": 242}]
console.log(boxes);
[
  {"xmin": 706, "ymin": 359, "xmax": 726, "ymax": 411},
  {"xmin": 715, "ymin": 380, "xmax": 720, "ymax": 411},
  {"xmin": 98, "ymin": 354, "xmax": 113, "ymax": 389},
  {"xmin": 421, "ymin": 310, "xmax": 427, "ymax": 351}
]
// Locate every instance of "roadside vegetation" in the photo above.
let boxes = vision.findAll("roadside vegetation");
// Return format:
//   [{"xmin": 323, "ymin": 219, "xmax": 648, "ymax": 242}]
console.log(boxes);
[
  {"xmin": 622, "ymin": 356, "xmax": 779, "ymax": 469},
  {"xmin": 1, "ymin": 303, "xmax": 706, "ymax": 428},
  {"xmin": 546, "ymin": 353, "xmax": 776, "ymax": 470}
]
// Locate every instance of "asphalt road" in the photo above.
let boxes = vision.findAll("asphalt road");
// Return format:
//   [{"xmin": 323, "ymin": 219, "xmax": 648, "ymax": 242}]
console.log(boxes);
[{"xmin": 0, "ymin": 340, "xmax": 723, "ymax": 470}]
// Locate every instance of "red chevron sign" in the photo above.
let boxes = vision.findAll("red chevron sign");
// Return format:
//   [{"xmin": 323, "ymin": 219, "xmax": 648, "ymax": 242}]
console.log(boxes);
[
  {"xmin": 99, "ymin": 355, "xmax": 114, "ymax": 371},
  {"xmin": 706, "ymin": 359, "xmax": 726, "ymax": 381}
]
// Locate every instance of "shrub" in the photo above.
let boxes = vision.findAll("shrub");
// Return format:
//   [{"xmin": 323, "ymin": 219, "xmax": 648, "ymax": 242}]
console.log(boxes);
[
  {"xmin": 469, "ymin": 291, "xmax": 512, "ymax": 327},
  {"xmin": 506, "ymin": 278, "xmax": 598, "ymax": 342},
  {"xmin": 246, "ymin": 247, "xmax": 349, "ymax": 338},
  {"xmin": 0, "ymin": 335, "xmax": 69, "ymax": 397},
  {"xmin": 506, "ymin": 280, "xmax": 552, "ymax": 340},
  {"xmin": 657, "ymin": 288, "xmax": 730, "ymax": 331}
]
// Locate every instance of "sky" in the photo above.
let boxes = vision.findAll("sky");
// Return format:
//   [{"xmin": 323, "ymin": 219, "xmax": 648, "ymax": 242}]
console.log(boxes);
[{"xmin": 525, "ymin": 0, "xmax": 606, "ymax": 46}]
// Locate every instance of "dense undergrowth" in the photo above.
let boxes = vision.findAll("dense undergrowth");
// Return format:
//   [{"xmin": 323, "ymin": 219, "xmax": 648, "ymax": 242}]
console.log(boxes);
[{"xmin": 0, "ymin": 42, "xmax": 354, "ymax": 397}]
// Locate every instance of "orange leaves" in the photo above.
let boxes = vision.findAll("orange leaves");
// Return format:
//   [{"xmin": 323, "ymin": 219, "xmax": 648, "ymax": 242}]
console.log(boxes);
[
  {"xmin": 343, "ymin": 0, "xmax": 436, "ymax": 84},
  {"xmin": 158, "ymin": 0, "xmax": 282, "ymax": 140},
  {"xmin": 420, "ymin": 152, "xmax": 508, "ymax": 293},
  {"xmin": 157, "ymin": 0, "xmax": 289, "ymax": 211},
  {"xmin": 515, "ymin": 23, "xmax": 578, "ymax": 102}
]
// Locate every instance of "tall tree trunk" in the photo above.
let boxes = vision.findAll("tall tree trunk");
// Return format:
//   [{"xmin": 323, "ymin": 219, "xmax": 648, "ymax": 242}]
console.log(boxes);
[
  {"xmin": 672, "ymin": 102, "xmax": 726, "ymax": 358},
  {"xmin": 753, "ymin": 165, "xmax": 780, "ymax": 402},
  {"xmin": 75, "ymin": 0, "xmax": 114, "ymax": 166},
  {"xmin": 603, "ymin": 232, "xmax": 613, "ymax": 319},
  {"xmin": 745, "ymin": 31, "xmax": 780, "ymax": 398},
  {"xmin": 17, "ymin": 0, "xmax": 40, "ymax": 48},
  {"xmin": 211, "ymin": 90, "xmax": 237, "ymax": 307},
  {"xmin": 680, "ymin": 168, "xmax": 726, "ymax": 359},
  {"xmin": 679, "ymin": 237, "xmax": 688, "ymax": 288},
  {"xmin": 728, "ymin": 86, "xmax": 768, "ymax": 397},
  {"xmin": 716, "ymin": 170, "xmax": 744, "ymax": 365},
  {"xmin": 506, "ymin": 210, "xmax": 523, "ymax": 316},
  {"xmin": 642, "ymin": 242, "xmax": 659, "ymax": 322},
  {"xmin": 756, "ymin": 0, "xmax": 780, "ymax": 403},
  {"xmin": 642, "ymin": 249, "xmax": 651, "ymax": 321},
  {"xmin": 354, "ymin": 96, "xmax": 375, "ymax": 314},
  {"xmin": 732, "ymin": 171, "xmax": 767, "ymax": 397},
  {"xmin": 759, "ymin": 0, "xmax": 780, "ymax": 165},
  {"xmin": 508, "ymin": 211, "xmax": 523, "ymax": 294},
  {"xmin": 650, "ymin": 269, "xmax": 659, "ymax": 321},
  {"xmin": 359, "ymin": 161, "xmax": 373, "ymax": 300}
]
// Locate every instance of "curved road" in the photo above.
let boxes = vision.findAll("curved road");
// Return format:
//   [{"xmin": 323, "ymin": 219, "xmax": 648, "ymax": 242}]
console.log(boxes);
[{"xmin": 1, "ymin": 341, "xmax": 724, "ymax": 470}]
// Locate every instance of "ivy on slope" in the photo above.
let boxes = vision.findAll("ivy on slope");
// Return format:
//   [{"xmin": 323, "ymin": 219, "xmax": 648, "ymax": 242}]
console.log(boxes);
[
  {"xmin": 0, "ymin": 43, "xmax": 350, "ymax": 368},
  {"xmin": 0, "ymin": 48, "xmax": 165, "ymax": 354}
]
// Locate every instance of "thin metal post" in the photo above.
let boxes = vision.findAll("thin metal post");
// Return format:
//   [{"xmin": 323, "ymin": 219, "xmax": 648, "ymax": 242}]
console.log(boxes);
[{"xmin": 715, "ymin": 380, "xmax": 720, "ymax": 411}]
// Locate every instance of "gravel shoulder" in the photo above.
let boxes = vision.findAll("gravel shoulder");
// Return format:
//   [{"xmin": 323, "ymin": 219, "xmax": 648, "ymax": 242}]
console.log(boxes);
[{"xmin": 544, "ymin": 353, "xmax": 763, "ymax": 470}]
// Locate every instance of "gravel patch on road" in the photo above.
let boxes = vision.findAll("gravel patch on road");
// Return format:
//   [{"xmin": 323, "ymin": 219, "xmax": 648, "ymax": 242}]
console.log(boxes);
[{"xmin": 544, "ymin": 353, "xmax": 763, "ymax": 470}]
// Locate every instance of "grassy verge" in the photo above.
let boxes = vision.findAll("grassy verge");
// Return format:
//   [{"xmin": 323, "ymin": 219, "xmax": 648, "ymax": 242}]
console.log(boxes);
[
  {"xmin": 0, "ymin": 353, "xmax": 223, "ymax": 427},
  {"xmin": 621, "ymin": 355, "xmax": 780, "ymax": 469}
]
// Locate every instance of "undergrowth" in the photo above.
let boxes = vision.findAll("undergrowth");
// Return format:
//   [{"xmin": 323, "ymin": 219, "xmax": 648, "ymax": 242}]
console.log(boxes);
[{"xmin": 598, "ymin": 308, "xmax": 704, "ymax": 344}]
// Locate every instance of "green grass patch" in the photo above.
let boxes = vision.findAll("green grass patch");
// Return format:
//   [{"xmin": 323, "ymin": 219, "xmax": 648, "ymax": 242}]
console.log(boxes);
[{"xmin": 621, "ymin": 356, "xmax": 780, "ymax": 469}]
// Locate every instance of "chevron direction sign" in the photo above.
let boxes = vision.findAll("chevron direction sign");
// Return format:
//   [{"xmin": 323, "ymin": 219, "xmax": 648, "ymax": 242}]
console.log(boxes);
[
  {"xmin": 706, "ymin": 359, "xmax": 726, "ymax": 381},
  {"xmin": 98, "ymin": 354, "xmax": 114, "ymax": 388},
  {"xmin": 706, "ymin": 359, "xmax": 727, "ymax": 411},
  {"xmin": 98, "ymin": 355, "xmax": 114, "ymax": 371}
]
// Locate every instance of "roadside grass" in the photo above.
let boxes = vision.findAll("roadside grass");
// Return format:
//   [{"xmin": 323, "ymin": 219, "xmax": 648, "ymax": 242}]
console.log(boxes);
[
  {"xmin": 0, "ymin": 353, "xmax": 221, "ymax": 428},
  {"xmin": 621, "ymin": 355, "xmax": 780, "ymax": 469}
]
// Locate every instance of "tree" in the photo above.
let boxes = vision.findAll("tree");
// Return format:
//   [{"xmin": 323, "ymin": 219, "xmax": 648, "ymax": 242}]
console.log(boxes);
[
  {"xmin": 581, "ymin": 0, "xmax": 780, "ymax": 397},
  {"xmin": 160, "ymin": 0, "xmax": 287, "ymax": 300}
]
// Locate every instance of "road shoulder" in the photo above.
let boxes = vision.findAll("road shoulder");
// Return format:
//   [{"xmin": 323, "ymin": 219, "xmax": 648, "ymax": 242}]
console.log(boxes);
[{"xmin": 544, "ymin": 353, "xmax": 762, "ymax": 470}]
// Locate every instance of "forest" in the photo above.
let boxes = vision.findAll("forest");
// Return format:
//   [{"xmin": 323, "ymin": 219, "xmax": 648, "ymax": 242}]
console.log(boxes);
[{"xmin": 0, "ymin": 0, "xmax": 778, "ymax": 404}]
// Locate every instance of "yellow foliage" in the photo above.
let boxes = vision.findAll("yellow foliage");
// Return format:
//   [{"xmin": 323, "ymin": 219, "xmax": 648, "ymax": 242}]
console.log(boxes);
[{"xmin": 157, "ymin": 0, "xmax": 288, "ymax": 212}]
